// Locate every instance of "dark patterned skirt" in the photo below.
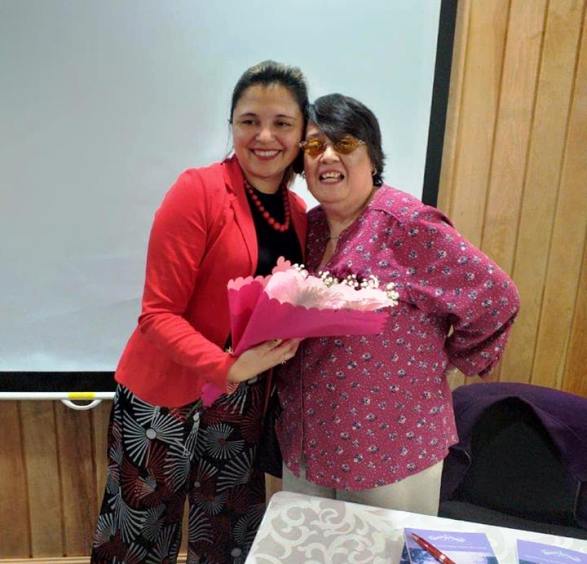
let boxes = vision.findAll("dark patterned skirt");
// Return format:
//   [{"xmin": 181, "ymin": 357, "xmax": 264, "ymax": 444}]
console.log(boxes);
[{"xmin": 91, "ymin": 378, "xmax": 268, "ymax": 564}]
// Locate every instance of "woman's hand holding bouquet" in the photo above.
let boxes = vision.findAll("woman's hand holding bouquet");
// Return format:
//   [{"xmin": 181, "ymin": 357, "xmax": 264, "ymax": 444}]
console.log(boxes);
[{"xmin": 202, "ymin": 258, "xmax": 398, "ymax": 405}]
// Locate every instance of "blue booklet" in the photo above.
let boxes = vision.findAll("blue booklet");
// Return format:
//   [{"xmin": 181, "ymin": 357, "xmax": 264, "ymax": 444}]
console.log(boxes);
[
  {"xmin": 403, "ymin": 528, "xmax": 498, "ymax": 563},
  {"xmin": 517, "ymin": 539, "xmax": 587, "ymax": 563}
]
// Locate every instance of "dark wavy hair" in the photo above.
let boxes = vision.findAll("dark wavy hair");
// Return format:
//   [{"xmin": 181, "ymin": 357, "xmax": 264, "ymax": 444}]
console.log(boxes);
[
  {"xmin": 229, "ymin": 60, "xmax": 309, "ymax": 174},
  {"xmin": 308, "ymin": 93, "xmax": 385, "ymax": 186}
]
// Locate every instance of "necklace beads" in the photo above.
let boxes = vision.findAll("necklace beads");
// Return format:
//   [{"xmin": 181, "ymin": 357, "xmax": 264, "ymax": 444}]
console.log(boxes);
[{"xmin": 244, "ymin": 179, "xmax": 291, "ymax": 233}]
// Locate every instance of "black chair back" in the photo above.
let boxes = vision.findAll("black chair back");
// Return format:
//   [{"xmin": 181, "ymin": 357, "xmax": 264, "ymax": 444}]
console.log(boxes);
[{"xmin": 454, "ymin": 397, "xmax": 577, "ymax": 526}]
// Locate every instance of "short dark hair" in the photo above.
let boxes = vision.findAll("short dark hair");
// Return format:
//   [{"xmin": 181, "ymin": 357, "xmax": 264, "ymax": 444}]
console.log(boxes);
[
  {"xmin": 308, "ymin": 94, "xmax": 385, "ymax": 186},
  {"xmin": 230, "ymin": 60, "xmax": 309, "ymax": 174}
]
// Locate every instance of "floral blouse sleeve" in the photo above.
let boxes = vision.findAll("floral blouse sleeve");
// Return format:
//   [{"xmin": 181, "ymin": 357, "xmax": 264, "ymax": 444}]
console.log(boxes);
[{"xmin": 390, "ymin": 206, "xmax": 520, "ymax": 376}]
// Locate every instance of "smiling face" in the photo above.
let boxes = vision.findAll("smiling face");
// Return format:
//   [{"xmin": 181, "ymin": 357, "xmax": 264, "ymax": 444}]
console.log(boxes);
[
  {"xmin": 231, "ymin": 83, "xmax": 304, "ymax": 193},
  {"xmin": 303, "ymin": 122, "xmax": 375, "ymax": 217}
]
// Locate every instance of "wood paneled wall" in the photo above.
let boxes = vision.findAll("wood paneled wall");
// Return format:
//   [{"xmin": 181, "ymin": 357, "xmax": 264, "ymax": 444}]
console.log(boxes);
[
  {"xmin": 1, "ymin": 0, "xmax": 586, "ymax": 559},
  {"xmin": 1, "ymin": 401, "xmax": 110, "ymax": 559},
  {"xmin": 440, "ymin": 0, "xmax": 587, "ymax": 396}
]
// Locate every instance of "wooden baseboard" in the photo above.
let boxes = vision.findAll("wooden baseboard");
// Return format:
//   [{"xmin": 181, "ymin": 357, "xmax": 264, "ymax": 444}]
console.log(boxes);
[
  {"xmin": 2, "ymin": 560, "xmax": 92, "ymax": 564},
  {"xmin": 2, "ymin": 560, "xmax": 90, "ymax": 564},
  {"xmin": 2, "ymin": 555, "xmax": 188, "ymax": 564}
]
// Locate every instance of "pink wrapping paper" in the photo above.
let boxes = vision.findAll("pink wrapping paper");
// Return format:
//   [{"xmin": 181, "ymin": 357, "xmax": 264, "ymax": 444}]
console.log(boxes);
[
  {"xmin": 201, "ymin": 259, "xmax": 396, "ymax": 406},
  {"xmin": 229, "ymin": 289, "xmax": 388, "ymax": 355}
]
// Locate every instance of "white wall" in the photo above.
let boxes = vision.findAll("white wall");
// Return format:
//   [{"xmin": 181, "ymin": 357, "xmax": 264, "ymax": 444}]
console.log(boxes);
[{"xmin": 0, "ymin": 0, "xmax": 441, "ymax": 371}]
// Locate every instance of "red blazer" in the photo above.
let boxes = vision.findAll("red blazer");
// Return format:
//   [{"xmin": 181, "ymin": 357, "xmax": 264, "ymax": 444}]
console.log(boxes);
[{"xmin": 115, "ymin": 156, "xmax": 307, "ymax": 407}]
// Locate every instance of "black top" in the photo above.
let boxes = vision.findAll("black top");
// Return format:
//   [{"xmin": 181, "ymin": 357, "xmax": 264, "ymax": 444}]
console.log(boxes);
[
  {"xmin": 224, "ymin": 186, "xmax": 303, "ymax": 353},
  {"xmin": 245, "ymin": 186, "xmax": 303, "ymax": 276}
]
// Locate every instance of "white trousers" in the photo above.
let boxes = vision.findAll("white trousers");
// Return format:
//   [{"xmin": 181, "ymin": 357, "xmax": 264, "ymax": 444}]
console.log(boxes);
[{"xmin": 282, "ymin": 460, "xmax": 444, "ymax": 516}]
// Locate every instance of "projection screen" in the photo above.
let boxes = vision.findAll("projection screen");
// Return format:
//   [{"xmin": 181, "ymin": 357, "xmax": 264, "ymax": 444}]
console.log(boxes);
[{"xmin": 0, "ymin": 0, "xmax": 455, "ymax": 391}]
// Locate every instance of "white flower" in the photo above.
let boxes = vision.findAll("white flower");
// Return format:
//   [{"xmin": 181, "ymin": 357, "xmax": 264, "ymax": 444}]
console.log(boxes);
[{"xmin": 264, "ymin": 263, "xmax": 398, "ymax": 311}]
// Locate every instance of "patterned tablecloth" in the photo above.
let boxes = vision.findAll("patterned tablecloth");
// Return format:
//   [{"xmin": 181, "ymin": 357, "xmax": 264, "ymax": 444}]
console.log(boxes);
[{"xmin": 246, "ymin": 491, "xmax": 587, "ymax": 563}]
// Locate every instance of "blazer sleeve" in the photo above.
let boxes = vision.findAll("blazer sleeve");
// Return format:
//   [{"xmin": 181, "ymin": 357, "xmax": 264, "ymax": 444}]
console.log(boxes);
[
  {"xmin": 137, "ymin": 170, "xmax": 235, "ymax": 386},
  {"xmin": 391, "ymin": 207, "xmax": 520, "ymax": 376}
]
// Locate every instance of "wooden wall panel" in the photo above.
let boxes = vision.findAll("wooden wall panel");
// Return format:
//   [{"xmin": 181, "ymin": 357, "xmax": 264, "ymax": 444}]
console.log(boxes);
[
  {"xmin": 0, "ymin": 403, "xmax": 30, "ymax": 558},
  {"xmin": 438, "ymin": 0, "xmax": 587, "ymax": 396},
  {"xmin": 479, "ymin": 0, "xmax": 548, "ymax": 383},
  {"xmin": 534, "ymin": 5, "xmax": 587, "ymax": 389},
  {"xmin": 446, "ymin": 0, "xmax": 510, "ymax": 247},
  {"xmin": 90, "ymin": 401, "xmax": 110, "ymax": 511},
  {"xmin": 19, "ymin": 403, "xmax": 64, "ymax": 557},
  {"xmin": 564, "ymin": 240, "xmax": 587, "ymax": 396},
  {"xmin": 55, "ymin": 405, "xmax": 97, "ymax": 555},
  {"xmin": 498, "ymin": 0, "xmax": 585, "ymax": 384},
  {"xmin": 480, "ymin": 0, "xmax": 546, "ymax": 292}
]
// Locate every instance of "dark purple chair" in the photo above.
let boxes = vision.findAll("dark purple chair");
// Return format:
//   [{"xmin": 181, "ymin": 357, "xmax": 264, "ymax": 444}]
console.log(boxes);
[{"xmin": 439, "ymin": 382, "xmax": 587, "ymax": 539}]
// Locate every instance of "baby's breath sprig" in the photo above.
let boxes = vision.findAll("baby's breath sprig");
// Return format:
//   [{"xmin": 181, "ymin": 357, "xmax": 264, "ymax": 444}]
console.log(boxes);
[
  {"xmin": 386, "ymin": 282, "xmax": 400, "ymax": 305},
  {"xmin": 343, "ymin": 274, "xmax": 360, "ymax": 289},
  {"xmin": 359, "ymin": 274, "xmax": 380, "ymax": 290},
  {"xmin": 318, "ymin": 271, "xmax": 336, "ymax": 287},
  {"xmin": 292, "ymin": 263, "xmax": 308, "ymax": 276},
  {"xmin": 290, "ymin": 263, "xmax": 397, "ymax": 305}
]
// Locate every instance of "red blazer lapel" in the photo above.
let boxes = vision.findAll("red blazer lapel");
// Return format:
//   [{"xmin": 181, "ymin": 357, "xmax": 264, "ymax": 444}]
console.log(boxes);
[
  {"xmin": 223, "ymin": 156, "xmax": 258, "ymax": 273},
  {"xmin": 288, "ymin": 191, "xmax": 308, "ymax": 262}
]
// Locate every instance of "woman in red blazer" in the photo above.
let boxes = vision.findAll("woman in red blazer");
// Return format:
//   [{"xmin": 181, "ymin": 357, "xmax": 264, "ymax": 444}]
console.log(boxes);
[{"xmin": 91, "ymin": 61, "xmax": 308, "ymax": 563}]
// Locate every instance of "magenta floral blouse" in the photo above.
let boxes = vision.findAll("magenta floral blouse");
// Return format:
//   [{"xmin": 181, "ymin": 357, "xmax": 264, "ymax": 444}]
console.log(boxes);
[{"xmin": 275, "ymin": 186, "xmax": 520, "ymax": 490}]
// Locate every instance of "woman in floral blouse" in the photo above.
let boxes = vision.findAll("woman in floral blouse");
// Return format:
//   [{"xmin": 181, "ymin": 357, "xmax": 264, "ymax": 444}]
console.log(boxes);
[{"xmin": 275, "ymin": 93, "xmax": 520, "ymax": 515}]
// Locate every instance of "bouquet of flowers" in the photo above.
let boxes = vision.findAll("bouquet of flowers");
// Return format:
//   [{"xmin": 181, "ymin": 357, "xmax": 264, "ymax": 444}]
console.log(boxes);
[
  {"xmin": 202, "ymin": 258, "xmax": 398, "ymax": 405},
  {"xmin": 229, "ymin": 257, "xmax": 399, "ymax": 354}
]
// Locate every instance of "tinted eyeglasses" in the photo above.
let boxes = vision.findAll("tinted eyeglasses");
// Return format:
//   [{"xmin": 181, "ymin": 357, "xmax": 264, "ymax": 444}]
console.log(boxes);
[{"xmin": 299, "ymin": 135, "xmax": 366, "ymax": 158}]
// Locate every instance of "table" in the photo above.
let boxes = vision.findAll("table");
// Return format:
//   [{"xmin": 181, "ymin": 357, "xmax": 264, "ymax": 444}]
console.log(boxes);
[{"xmin": 246, "ymin": 491, "xmax": 587, "ymax": 563}]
